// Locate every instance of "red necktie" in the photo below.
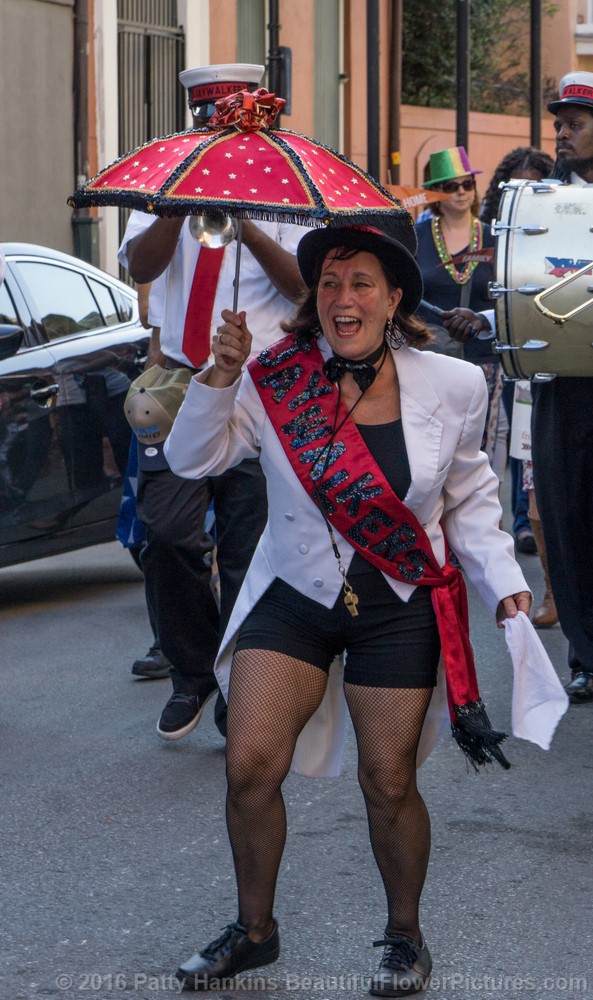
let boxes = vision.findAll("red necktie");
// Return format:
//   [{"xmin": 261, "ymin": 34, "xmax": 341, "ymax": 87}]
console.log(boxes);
[{"xmin": 181, "ymin": 246, "xmax": 225, "ymax": 367}]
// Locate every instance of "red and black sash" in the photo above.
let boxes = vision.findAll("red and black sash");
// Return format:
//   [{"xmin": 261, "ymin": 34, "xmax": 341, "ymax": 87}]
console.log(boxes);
[{"xmin": 248, "ymin": 334, "xmax": 509, "ymax": 769}]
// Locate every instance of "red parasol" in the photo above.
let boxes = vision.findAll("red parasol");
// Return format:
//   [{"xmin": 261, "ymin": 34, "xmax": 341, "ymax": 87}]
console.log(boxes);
[{"xmin": 68, "ymin": 89, "xmax": 415, "ymax": 247}]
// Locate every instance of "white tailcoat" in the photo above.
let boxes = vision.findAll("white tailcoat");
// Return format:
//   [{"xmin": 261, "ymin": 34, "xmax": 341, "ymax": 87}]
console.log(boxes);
[{"xmin": 165, "ymin": 337, "xmax": 529, "ymax": 776}]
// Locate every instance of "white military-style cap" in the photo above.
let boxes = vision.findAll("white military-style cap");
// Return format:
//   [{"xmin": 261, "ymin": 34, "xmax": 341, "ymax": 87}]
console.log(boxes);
[
  {"xmin": 179, "ymin": 63, "xmax": 264, "ymax": 111},
  {"xmin": 548, "ymin": 71, "xmax": 593, "ymax": 113}
]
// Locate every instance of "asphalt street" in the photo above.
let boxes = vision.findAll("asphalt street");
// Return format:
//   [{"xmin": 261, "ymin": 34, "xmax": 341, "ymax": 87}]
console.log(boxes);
[{"xmin": 1, "ymin": 485, "xmax": 592, "ymax": 1000}]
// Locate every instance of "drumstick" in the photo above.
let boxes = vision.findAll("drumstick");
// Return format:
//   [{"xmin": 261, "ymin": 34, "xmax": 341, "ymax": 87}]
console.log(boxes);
[
  {"xmin": 420, "ymin": 297, "xmax": 490, "ymax": 340},
  {"xmin": 420, "ymin": 298, "xmax": 445, "ymax": 317}
]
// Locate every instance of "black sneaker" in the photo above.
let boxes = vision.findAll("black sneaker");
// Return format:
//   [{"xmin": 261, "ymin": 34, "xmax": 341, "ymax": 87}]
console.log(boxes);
[
  {"xmin": 131, "ymin": 641, "xmax": 172, "ymax": 679},
  {"xmin": 565, "ymin": 670, "xmax": 593, "ymax": 703},
  {"xmin": 157, "ymin": 682, "xmax": 218, "ymax": 742},
  {"xmin": 176, "ymin": 920, "xmax": 280, "ymax": 991},
  {"xmin": 370, "ymin": 932, "xmax": 432, "ymax": 997}
]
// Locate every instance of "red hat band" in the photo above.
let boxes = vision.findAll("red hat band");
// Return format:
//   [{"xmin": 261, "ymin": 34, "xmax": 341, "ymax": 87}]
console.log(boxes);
[
  {"xmin": 560, "ymin": 83, "xmax": 593, "ymax": 103},
  {"xmin": 188, "ymin": 81, "xmax": 253, "ymax": 106}
]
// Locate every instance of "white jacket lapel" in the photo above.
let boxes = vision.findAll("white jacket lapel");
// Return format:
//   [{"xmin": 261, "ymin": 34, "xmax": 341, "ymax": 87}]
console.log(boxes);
[{"xmin": 394, "ymin": 347, "xmax": 444, "ymax": 510}]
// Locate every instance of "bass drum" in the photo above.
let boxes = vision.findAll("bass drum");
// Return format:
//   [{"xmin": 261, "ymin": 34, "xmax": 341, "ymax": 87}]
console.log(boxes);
[{"xmin": 493, "ymin": 179, "xmax": 593, "ymax": 378}]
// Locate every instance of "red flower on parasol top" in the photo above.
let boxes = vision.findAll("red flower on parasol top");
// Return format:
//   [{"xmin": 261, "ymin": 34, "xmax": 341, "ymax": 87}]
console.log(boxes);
[{"xmin": 68, "ymin": 89, "xmax": 415, "ymax": 247}]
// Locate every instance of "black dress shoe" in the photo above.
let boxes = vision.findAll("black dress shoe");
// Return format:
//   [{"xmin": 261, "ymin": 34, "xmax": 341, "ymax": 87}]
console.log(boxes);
[
  {"xmin": 176, "ymin": 920, "xmax": 280, "ymax": 990},
  {"xmin": 131, "ymin": 641, "xmax": 171, "ymax": 679},
  {"xmin": 369, "ymin": 932, "xmax": 432, "ymax": 997},
  {"xmin": 565, "ymin": 671, "xmax": 593, "ymax": 703}
]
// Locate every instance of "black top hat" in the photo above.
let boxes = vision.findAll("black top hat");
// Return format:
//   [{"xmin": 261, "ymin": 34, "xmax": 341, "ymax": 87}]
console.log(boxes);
[{"xmin": 297, "ymin": 225, "xmax": 423, "ymax": 315}]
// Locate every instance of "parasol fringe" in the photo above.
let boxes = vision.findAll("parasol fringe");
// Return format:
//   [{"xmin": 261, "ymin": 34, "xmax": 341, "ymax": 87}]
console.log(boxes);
[{"xmin": 67, "ymin": 188, "xmax": 412, "ymax": 233}]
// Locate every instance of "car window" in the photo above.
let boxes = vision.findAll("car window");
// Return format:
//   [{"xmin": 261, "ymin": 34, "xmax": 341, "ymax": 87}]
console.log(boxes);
[
  {"xmin": 0, "ymin": 281, "xmax": 20, "ymax": 327},
  {"xmin": 111, "ymin": 287, "xmax": 135, "ymax": 323},
  {"xmin": 13, "ymin": 261, "xmax": 105, "ymax": 340},
  {"xmin": 88, "ymin": 277, "xmax": 119, "ymax": 326}
]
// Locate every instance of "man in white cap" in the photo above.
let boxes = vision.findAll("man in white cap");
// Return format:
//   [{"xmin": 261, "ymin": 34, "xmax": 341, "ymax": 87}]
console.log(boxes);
[
  {"xmin": 530, "ymin": 71, "xmax": 593, "ymax": 704},
  {"xmin": 548, "ymin": 71, "xmax": 593, "ymax": 184},
  {"xmin": 118, "ymin": 64, "xmax": 307, "ymax": 739}
]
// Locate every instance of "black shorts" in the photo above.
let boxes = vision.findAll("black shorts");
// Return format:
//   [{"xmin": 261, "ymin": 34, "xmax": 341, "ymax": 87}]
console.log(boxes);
[{"xmin": 234, "ymin": 569, "xmax": 440, "ymax": 688}]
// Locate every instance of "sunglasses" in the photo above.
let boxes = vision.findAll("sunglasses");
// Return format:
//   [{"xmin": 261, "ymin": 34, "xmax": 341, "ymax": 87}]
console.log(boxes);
[{"xmin": 439, "ymin": 178, "xmax": 476, "ymax": 194}]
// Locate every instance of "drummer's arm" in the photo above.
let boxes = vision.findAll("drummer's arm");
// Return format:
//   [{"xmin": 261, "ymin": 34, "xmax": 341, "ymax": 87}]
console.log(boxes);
[
  {"xmin": 126, "ymin": 217, "xmax": 185, "ymax": 284},
  {"xmin": 442, "ymin": 307, "xmax": 496, "ymax": 342}
]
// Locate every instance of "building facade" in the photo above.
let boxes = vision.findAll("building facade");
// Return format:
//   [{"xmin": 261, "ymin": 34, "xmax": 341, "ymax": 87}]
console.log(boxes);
[{"xmin": 1, "ymin": 0, "xmax": 591, "ymax": 274}]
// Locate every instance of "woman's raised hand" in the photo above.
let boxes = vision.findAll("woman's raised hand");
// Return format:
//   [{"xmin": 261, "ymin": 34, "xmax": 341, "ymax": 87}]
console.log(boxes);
[{"xmin": 208, "ymin": 309, "xmax": 252, "ymax": 387}]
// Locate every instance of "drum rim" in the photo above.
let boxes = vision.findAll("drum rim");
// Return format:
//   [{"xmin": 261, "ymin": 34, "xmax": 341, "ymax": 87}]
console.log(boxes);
[{"xmin": 496, "ymin": 184, "xmax": 528, "ymax": 379}]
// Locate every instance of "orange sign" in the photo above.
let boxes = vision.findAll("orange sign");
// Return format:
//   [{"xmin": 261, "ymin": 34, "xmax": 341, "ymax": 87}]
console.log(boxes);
[{"xmin": 386, "ymin": 185, "xmax": 451, "ymax": 211}]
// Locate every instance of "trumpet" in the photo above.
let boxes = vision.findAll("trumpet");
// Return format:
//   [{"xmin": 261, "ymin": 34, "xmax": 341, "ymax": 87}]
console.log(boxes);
[{"xmin": 189, "ymin": 211, "xmax": 238, "ymax": 248}]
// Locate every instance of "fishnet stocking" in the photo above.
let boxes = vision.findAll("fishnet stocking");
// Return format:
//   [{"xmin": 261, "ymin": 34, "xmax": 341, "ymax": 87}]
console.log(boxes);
[
  {"xmin": 344, "ymin": 683, "xmax": 433, "ymax": 942},
  {"xmin": 225, "ymin": 649, "xmax": 328, "ymax": 938}
]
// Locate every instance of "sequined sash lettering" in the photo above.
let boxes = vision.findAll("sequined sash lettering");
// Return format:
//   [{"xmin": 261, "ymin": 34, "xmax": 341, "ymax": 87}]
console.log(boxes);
[{"xmin": 249, "ymin": 335, "xmax": 443, "ymax": 587}]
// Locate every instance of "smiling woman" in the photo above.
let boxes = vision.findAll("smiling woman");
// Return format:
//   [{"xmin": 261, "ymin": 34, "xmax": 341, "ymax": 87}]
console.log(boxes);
[
  {"xmin": 161, "ymin": 222, "xmax": 537, "ymax": 996},
  {"xmin": 316, "ymin": 252, "xmax": 402, "ymax": 362}
]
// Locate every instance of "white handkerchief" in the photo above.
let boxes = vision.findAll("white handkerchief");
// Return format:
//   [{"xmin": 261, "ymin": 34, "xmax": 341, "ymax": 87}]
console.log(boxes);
[{"xmin": 504, "ymin": 611, "xmax": 568, "ymax": 750}]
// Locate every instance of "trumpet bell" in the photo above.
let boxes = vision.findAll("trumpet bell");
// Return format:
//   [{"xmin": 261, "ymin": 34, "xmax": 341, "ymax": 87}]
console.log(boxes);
[{"xmin": 189, "ymin": 211, "xmax": 238, "ymax": 248}]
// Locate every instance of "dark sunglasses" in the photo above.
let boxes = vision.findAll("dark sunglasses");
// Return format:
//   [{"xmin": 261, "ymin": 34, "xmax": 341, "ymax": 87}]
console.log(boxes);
[{"xmin": 439, "ymin": 178, "xmax": 476, "ymax": 194}]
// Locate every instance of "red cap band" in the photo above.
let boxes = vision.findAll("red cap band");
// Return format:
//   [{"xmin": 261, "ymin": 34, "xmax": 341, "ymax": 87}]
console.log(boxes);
[
  {"xmin": 560, "ymin": 83, "xmax": 593, "ymax": 102},
  {"xmin": 188, "ymin": 81, "xmax": 251, "ymax": 105}
]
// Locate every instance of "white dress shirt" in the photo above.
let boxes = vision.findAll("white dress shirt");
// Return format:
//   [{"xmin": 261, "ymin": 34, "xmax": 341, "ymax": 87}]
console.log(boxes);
[{"xmin": 119, "ymin": 211, "xmax": 308, "ymax": 364}]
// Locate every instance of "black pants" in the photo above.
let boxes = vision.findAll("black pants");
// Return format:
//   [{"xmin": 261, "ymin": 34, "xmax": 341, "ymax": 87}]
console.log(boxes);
[
  {"xmin": 532, "ymin": 378, "xmax": 593, "ymax": 673},
  {"xmin": 136, "ymin": 458, "xmax": 268, "ymax": 695}
]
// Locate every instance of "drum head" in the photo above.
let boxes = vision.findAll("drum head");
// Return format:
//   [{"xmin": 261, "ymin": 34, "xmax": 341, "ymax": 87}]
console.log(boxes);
[{"xmin": 494, "ymin": 180, "xmax": 593, "ymax": 378}]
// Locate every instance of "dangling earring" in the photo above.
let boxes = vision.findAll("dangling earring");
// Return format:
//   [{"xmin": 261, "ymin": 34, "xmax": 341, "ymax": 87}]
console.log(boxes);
[{"xmin": 385, "ymin": 316, "xmax": 405, "ymax": 348}]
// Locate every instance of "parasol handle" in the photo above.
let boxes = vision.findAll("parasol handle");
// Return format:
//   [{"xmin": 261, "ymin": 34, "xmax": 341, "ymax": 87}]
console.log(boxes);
[{"xmin": 233, "ymin": 219, "xmax": 243, "ymax": 312}]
